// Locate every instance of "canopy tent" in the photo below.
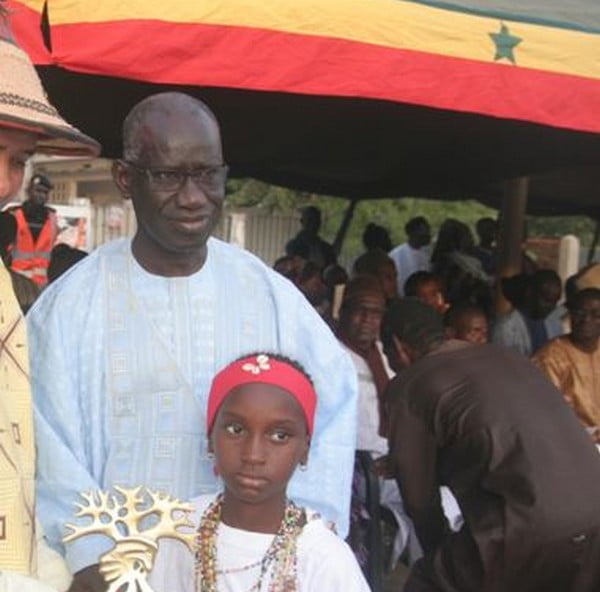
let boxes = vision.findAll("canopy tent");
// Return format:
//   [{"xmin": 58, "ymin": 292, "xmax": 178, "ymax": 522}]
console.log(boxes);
[{"xmin": 7, "ymin": 0, "xmax": 600, "ymax": 215}]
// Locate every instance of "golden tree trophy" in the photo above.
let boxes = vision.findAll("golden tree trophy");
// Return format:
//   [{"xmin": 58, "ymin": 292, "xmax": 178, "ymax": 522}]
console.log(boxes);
[{"xmin": 64, "ymin": 486, "xmax": 196, "ymax": 592}]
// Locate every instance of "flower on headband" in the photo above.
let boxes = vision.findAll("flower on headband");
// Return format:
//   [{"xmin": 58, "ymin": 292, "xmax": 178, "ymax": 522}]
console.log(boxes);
[
  {"xmin": 241, "ymin": 354, "xmax": 271, "ymax": 375},
  {"xmin": 207, "ymin": 353, "xmax": 316, "ymax": 435}
]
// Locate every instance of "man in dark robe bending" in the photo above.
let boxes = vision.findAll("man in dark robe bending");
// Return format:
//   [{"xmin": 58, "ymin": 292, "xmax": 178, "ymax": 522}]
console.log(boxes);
[{"xmin": 382, "ymin": 298, "xmax": 600, "ymax": 592}]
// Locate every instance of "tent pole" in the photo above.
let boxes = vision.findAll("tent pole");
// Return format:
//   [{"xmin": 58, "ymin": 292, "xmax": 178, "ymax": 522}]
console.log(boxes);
[
  {"xmin": 332, "ymin": 198, "xmax": 358, "ymax": 257},
  {"xmin": 588, "ymin": 217, "xmax": 600, "ymax": 265},
  {"xmin": 496, "ymin": 176, "xmax": 529, "ymax": 314}
]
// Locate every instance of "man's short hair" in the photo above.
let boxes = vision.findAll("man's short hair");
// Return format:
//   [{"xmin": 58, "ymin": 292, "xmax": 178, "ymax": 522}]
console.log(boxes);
[
  {"xmin": 340, "ymin": 275, "xmax": 384, "ymax": 312},
  {"xmin": 382, "ymin": 297, "xmax": 444, "ymax": 356},
  {"xmin": 444, "ymin": 302, "xmax": 486, "ymax": 328},
  {"xmin": 352, "ymin": 249, "xmax": 394, "ymax": 277},
  {"xmin": 405, "ymin": 216, "xmax": 428, "ymax": 235},
  {"xmin": 362, "ymin": 223, "xmax": 392, "ymax": 252},
  {"xmin": 404, "ymin": 271, "xmax": 436, "ymax": 298},
  {"xmin": 531, "ymin": 269, "xmax": 561, "ymax": 292},
  {"xmin": 476, "ymin": 217, "xmax": 496, "ymax": 236}
]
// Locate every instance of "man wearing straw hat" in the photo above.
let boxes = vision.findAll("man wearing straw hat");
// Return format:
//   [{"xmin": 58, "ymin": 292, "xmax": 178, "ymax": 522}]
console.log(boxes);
[{"xmin": 0, "ymin": 4, "xmax": 100, "ymax": 590}]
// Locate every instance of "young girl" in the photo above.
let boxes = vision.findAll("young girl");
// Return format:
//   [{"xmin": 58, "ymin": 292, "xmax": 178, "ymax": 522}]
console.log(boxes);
[{"xmin": 149, "ymin": 352, "xmax": 370, "ymax": 592}]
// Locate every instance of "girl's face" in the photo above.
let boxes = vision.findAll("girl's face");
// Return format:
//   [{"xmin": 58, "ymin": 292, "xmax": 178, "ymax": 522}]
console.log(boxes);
[{"xmin": 210, "ymin": 383, "xmax": 310, "ymax": 523}]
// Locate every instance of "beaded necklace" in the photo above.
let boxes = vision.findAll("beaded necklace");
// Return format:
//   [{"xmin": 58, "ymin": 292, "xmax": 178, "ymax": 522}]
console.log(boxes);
[{"xmin": 195, "ymin": 493, "xmax": 305, "ymax": 592}]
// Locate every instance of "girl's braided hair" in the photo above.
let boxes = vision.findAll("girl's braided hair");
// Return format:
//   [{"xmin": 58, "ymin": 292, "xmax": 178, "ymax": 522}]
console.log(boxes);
[{"xmin": 233, "ymin": 352, "xmax": 314, "ymax": 387}]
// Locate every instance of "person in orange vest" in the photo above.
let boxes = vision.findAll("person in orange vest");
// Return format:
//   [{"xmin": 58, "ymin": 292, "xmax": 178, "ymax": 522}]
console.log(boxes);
[{"xmin": 9, "ymin": 174, "xmax": 59, "ymax": 286}]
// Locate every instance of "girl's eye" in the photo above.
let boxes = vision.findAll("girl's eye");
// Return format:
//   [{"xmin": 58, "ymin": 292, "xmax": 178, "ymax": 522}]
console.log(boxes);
[
  {"xmin": 225, "ymin": 423, "xmax": 244, "ymax": 436},
  {"xmin": 270, "ymin": 430, "xmax": 290, "ymax": 443}
]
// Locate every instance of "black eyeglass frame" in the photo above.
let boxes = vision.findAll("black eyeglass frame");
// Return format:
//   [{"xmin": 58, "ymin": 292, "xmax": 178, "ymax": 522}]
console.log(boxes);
[{"xmin": 123, "ymin": 160, "xmax": 229, "ymax": 193}]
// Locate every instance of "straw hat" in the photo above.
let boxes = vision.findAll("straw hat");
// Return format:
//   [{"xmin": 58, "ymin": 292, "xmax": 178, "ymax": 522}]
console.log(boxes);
[{"xmin": 0, "ymin": 36, "xmax": 100, "ymax": 157}]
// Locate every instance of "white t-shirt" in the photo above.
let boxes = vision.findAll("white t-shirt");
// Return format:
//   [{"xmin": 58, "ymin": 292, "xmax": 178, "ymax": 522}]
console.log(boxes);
[
  {"xmin": 149, "ymin": 494, "xmax": 371, "ymax": 592},
  {"xmin": 341, "ymin": 342, "xmax": 393, "ymax": 457},
  {"xmin": 388, "ymin": 243, "xmax": 431, "ymax": 296}
]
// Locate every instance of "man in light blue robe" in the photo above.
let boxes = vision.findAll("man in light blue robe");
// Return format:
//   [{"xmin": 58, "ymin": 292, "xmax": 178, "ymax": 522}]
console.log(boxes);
[{"xmin": 27, "ymin": 93, "xmax": 358, "ymax": 590}]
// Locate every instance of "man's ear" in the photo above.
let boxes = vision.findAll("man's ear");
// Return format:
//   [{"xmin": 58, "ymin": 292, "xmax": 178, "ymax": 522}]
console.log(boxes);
[
  {"xmin": 112, "ymin": 159, "xmax": 133, "ymax": 200},
  {"xmin": 392, "ymin": 335, "xmax": 413, "ymax": 368}
]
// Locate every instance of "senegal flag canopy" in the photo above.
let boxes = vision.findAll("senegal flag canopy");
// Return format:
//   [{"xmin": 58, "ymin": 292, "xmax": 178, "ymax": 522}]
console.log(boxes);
[{"xmin": 8, "ymin": 0, "xmax": 600, "ymax": 214}]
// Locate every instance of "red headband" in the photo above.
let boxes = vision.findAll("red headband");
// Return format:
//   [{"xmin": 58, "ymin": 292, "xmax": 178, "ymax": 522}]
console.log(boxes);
[{"xmin": 207, "ymin": 354, "xmax": 317, "ymax": 435}]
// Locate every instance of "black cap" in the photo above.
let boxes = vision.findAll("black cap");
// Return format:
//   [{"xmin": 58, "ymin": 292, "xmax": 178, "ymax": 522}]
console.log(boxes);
[{"xmin": 30, "ymin": 174, "xmax": 53, "ymax": 190}]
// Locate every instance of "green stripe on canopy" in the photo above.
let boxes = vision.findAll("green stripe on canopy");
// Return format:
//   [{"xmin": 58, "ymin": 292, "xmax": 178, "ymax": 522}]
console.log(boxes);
[{"xmin": 406, "ymin": 0, "xmax": 600, "ymax": 34}]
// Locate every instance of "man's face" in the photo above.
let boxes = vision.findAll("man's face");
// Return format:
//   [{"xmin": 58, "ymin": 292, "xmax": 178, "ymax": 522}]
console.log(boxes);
[
  {"xmin": 478, "ymin": 220, "xmax": 497, "ymax": 245},
  {"xmin": 340, "ymin": 292, "xmax": 386, "ymax": 351},
  {"xmin": 300, "ymin": 208, "xmax": 321, "ymax": 235},
  {"xmin": 210, "ymin": 383, "xmax": 309, "ymax": 511},
  {"xmin": 531, "ymin": 281, "xmax": 561, "ymax": 319},
  {"xmin": 120, "ymin": 107, "xmax": 225, "ymax": 260},
  {"xmin": 28, "ymin": 182, "xmax": 51, "ymax": 206},
  {"xmin": 416, "ymin": 279, "xmax": 447, "ymax": 313},
  {"xmin": 570, "ymin": 297, "xmax": 600, "ymax": 346},
  {"xmin": 299, "ymin": 273, "xmax": 327, "ymax": 306},
  {"xmin": 409, "ymin": 222, "xmax": 431, "ymax": 249},
  {"xmin": 455, "ymin": 312, "xmax": 488, "ymax": 345},
  {"xmin": 0, "ymin": 128, "xmax": 36, "ymax": 208},
  {"xmin": 379, "ymin": 262, "xmax": 399, "ymax": 300}
]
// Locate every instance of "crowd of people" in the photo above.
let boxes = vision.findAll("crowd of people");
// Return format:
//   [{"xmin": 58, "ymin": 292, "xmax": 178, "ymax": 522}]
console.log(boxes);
[
  {"xmin": 275, "ymin": 209, "xmax": 600, "ymax": 589},
  {"xmin": 2, "ymin": 5, "xmax": 600, "ymax": 592}
]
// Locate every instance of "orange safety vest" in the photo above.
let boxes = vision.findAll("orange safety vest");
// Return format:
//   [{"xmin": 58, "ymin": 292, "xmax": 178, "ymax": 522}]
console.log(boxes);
[{"xmin": 11, "ymin": 208, "xmax": 58, "ymax": 286}]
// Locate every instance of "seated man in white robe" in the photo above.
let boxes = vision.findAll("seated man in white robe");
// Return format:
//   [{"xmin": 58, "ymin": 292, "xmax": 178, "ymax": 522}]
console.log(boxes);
[{"xmin": 337, "ymin": 276, "xmax": 418, "ymax": 563}]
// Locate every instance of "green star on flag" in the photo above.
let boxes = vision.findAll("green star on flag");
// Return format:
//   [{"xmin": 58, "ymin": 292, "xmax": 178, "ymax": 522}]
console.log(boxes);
[{"xmin": 489, "ymin": 23, "xmax": 522, "ymax": 64}]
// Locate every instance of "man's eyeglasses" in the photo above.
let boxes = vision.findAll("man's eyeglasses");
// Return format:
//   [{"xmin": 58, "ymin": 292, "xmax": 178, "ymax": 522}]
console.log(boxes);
[{"xmin": 125, "ymin": 161, "xmax": 228, "ymax": 193}]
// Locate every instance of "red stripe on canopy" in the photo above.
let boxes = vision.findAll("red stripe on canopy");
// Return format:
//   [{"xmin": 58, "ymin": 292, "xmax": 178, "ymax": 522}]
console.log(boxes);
[
  {"xmin": 7, "ymin": 1, "xmax": 52, "ymax": 65},
  {"xmin": 46, "ymin": 20, "xmax": 600, "ymax": 134}
]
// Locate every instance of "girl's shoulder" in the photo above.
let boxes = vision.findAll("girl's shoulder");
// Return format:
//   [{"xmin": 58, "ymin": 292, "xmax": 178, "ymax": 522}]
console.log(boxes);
[
  {"xmin": 190, "ymin": 493, "xmax": 220, "ymax": 524},
  {"xmin": 297, "ymin": 510, "xmax": 371, "ymax": 590},
  {"xmin": 299, "ymin": 509, "xmax": 344, "ymax": 551}
]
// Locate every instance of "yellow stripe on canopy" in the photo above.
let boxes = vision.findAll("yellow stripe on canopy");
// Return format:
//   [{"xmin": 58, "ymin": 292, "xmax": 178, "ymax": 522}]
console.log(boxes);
[{"xmin": 42, "ymin": 0, "xmax": 600, "ymax": 80}]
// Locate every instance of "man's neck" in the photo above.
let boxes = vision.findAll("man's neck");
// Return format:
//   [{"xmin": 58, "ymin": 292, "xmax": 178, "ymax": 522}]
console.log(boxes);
[
  {"xmin": 338, "ymin": 333, "xmax": 374, "ymax": 359},
  {"xmin": 22, "ymin": 200, "xmax": 47, "ymax": 218},
  {"xmin": 131, "ymin": 236, "xmax": 208, "ymax": 277}
]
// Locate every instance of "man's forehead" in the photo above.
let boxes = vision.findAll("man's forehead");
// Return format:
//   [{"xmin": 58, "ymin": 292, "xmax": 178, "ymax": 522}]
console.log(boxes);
[
  {"xmin": 420, "ymin": 279, "xmax": 439, "ymax": 289},
  {"xmin": 464, "ymin": 313, "xmax": 486, "ymax": 326},
  {"xmin": 348, "ymin": 293, "xmax": 385, "ymax": 310},
  {"xmin": 134, "ymin": 107, "xmax": 219, "ymax": 147},
  {"xmin": 540, "ymin": 282, "xmax": 561, "ymax": 297},
  {"xmin": 576, "ymin": 298, "xmax": 600, "ymax": 310},
  {"xmin": 413, "ymin": 222, "xmax": 430, "ymax": 233}
]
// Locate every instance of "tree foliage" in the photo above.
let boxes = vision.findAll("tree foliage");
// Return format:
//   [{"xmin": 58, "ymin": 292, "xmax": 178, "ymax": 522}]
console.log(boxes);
[{"xmin": 226, "ymin": 178, "xmax": 597, "ymax": 263}]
